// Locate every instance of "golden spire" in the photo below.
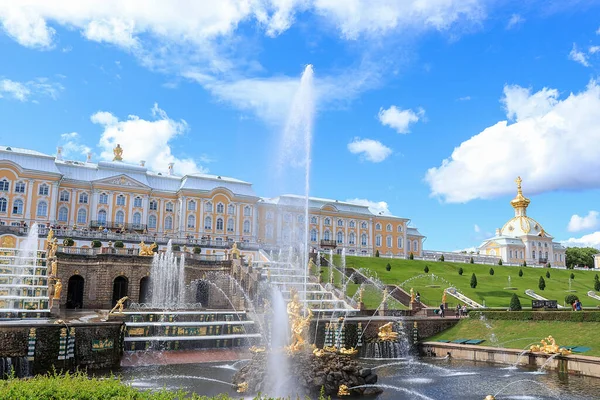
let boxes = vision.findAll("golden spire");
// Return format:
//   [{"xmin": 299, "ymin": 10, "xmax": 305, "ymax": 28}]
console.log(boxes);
[
  {"xmin": 113, "ymin": 144, "xmax": 123, "ymax": 161},
  {"xmin": 510, "ymin": 176, "xmax": 530, "ymax": 216}
]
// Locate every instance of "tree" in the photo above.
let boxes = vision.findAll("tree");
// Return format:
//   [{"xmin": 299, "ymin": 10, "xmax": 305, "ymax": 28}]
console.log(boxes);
[
  {"xmin": 518, "ymin": 269, "xmax": 523, "ymax": 277},
  {"xmin": 114, "ymin": 240, "xmax": 124, "ymax": 248},
  {"xmin": 409, "ymin": 253, "xmax": 414, "ymax": 260},
  {"xmin": 509, "ymin": 293, "xmax": 522, "ymax": 311},
  {"xmin": 595, "ymin": 274, "xmax": 599, "ymax": 282},
  {"xmin": 523, "ymin": 261, "xmax": 527, "ymax": 267},
  {"xmin": 498, "ymin": 259, "xmax": 503, "ymax": 266},
  {"xmin": 375, "ymin": 250, "xmax": 380, "ymax": 257},
  {"xmin": 538, "ymin": 276, "xmax": 546, "ymax": 291},
  {"xmin": 470, "ymin": 273, "xmax": 477, "ymax": 289},
  {"xmin": 546, "ymin": 263, "xmax": 551, "ymax": 268},
  {"xmin": 470, "ymin": 257, "xmax": 474, "ymax": 264},
  {"xmin": 546, "ymin": 270, "xmax": 551, "ymax": 279},
  {"xmin": 91, "ymin": 240, "xmax": 102, "ymax": 248},
  {"xmin": 566, "ymin": 247, "xmax": 599, "ymax": 269},
  {"xmin": 570, "ymin": 272, "xmax": 575, "ymax": 280},
  {"xmin": 193, "ymin": 246, "xmax": 202, "ymax": 254},
  {"xmin": 63, "ymin": 238, "xmax": 75, "ymax": 247},
  {"xmin": 172, "ymin": 244, "xmax": 181, "ymax": 251},
  {"xmin": 439, "ymin": 255, "xmax": 445, "ymax": 262},
  {"xmin": 458, "ymin": 267, "xmax": 464, "ymax": 276},
  {"xmin": 489, "ymin": 267, "xmax": 495, "ymax": 276},
  {"xmin": 595, "ymin": 279, "xmax": 600, "ymax": 292},
  {"xmin": 386, "ymin": 263, "xmax": 391, "ymax": 271},
  {"xmin": 424, "ymin": 265, "xmax": 429, "ymax": 273},
  {"xmin": 565, "ymin": 294, "xmax": 579, "ymax": 305}
]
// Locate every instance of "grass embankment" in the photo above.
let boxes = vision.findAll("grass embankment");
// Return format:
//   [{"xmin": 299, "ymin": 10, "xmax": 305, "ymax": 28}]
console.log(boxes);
[
  {"xmin": 330, "ymin": 256, "xmax": 600, "ymax": 309},
  {"xmin": 428, "ymin": 318, "xmax": 600, "ymax": 357}
]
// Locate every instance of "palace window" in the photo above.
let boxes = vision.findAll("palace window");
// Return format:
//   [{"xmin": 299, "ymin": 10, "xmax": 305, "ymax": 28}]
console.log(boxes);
[
  {"xmin": 204, "ymin": 216, "xmax": 212, "ymax": 230},
  {"xmin": 361, "ymin": 221, "xmax": 367, "ymax": 229},
  {"xmin": 532, "ymin": 250, "xmax": 536, "ymax": 259},
  {"xmin": 545, "ymin": 251, "xmax": 548, "ymax": 259},
  {"xmin": 349, "ymin": 232, "xmax": 356, "ymax": 245},
  {"xmin": 14, "ymin": 182, "xmax": 25, "ymax": 193},
  {"xmin": 77, "ymin": 208, "xmax": 87, "ymax": 224},
  {"xmin": 361, "ymin": 234, "xmax": 367, "ymax": 246},
  {"xmin": 228, "ymin": 204, "xmax": 235, "ymax": 215},
  {"xmin": 375, "ymin": 235, "xmax": 382, "ymax": 247},
  {"xmin": 386, "ymin": 235, "xmax": 392, "ymax": 247},
  {"xmin": 99, "ymin": 193, "xmax": 108, "ymax": 204},
  {"xmin": 560, "ymin": 254, "xmax": 563, "ymax": 261},
  {"xmin": 59, "ymin": 191, "xmax": 69, "ymax": 202},
  {"xmin": 0, "ymin": 198, "xmax": 7, "ymax": 213},
  {"xmin": 413, "ymin": 240, "xmax": 418, "ymax": 252},
  {"xmin": 148, "ymin": 215, "xmax": 157, "ymax": 229},
  {"xmin": 337, "ymin": 219, "xmax": 344, "ymax": 227},
  {"xmin": 166, "ymin": 202, "xmax": 174, "ymax": 212},
  {"xmin": 337, "ymin": 231, "xmax": 344, "ymax": 244},
  {"xmin": 37, "ymin": 201, "xmax": 48, "ymax": 217},
  {"xmin": 386, "ymin": 224, "xmax": 392, "ymax": 232},
  {"xmin": 115, "ymin": 210, "xmax": 125, "ymax": 225},
  {"xmin": 227, "ymin": 218, "xmax": 234, "ymax": 232},
  {"xmin": 397, "ymin": 237, "xmax": 403, "ymax": 248},
  {"xmin": 164, "ymin": 215, "xmax": 173, "ymax": 230},
  {"xmin": 510, "ymin": 250, "xmax": 513, "ymax": 258},
  {"xmin": 266, "ymin": 224, "xmax": 273, "ymax": 238},
  {"xmin": 375, "ymin": 223, "xmax": 381, "ymax": 230},
  {"xmin": 407, "ymin": 241, "xmax": 411, "ymax": 252},
  {"xmin": 324, "ymin": 230, "xmax": 331, "ymax": 241},
  {"xmin": 349, "ymin": 220, "xmax": 355, "ymax": 228},
  {"xmin": 188, "ymin": 200, "xmax": 196, "ymax": 211},
  {"xmin": 311, "ymin": 216, "xmax": 318, "ymax": 224},
  {"xmin": 12, "ymin": 199, "xmax": 23, "ymax": 214},
  {"xmin": 116, "ymin": 195, "xmax": 125, "ymax": 206},
  {"xmin": 0, "ymin": 179, "xmax": 9, "ymax": 192},
  {"xmin": 397, "ymin": 225, "xmax": 403, "ymax": 233},
  {"xmin": 215, "ymin": 237, "xmax": 223, "ymax": 244},
  {"xmin": 244, "ymin": 206, "xmax": 252, "ymax": 216},
  {"xmin": 324, "ymin": 217, "xmax": 331, "ymax": 226},
  {"xmin": 134, "ymin": 197, "xmax": 143, "ymax": 208},
  {"xmin": 58, "ymin": 207, "xmax": 68, "ymax": 222},
  {"xmin": 38, "ymin": 183, "xmax": 49, "ymax": 196},
  {"xmin": 187, "ymin": 215, "xmax": 195, "ymax": 229},
  {"xmin": 310, "ymin": 229, "xmax": 317, "ymax": 242},
  {"xmin": 149, "ymin": 199, "xmax": 157, "ymax": 210},
  {"xmin": 243, "ymin": 220, "xmax": 251, "ymax": 233},
  {"xmin": 133, "ymin": 212, "xmax": 142, "ymax": 226},
  {"xmin": 216, "ymin": 217, "xmax": 224, "ymax": 230},
  {"xmin": 79, "ymin": 192, "xmax": 89, "ymax": 204},
  {"xmin": 206, "ymin": 201, "xmax": 213, "ymax": 213},
  {"xmin": 216, "ymin": 203, "xmax": 224, "ymax": 214},
  {"xmin": 97, "ymin": 210, "xmax": 107, "ymax": 224}
]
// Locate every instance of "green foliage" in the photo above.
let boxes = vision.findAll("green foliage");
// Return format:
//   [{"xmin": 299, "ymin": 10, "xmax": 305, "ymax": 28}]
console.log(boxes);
[
  {"xmin": 489, "ymin": 267, "xmax": 494, "ymax": 276},
  {"xmin": 470, "ymin": 273, "xmax": 477, "ymax": 289},
  {"xmin": 546, "ymin": 263, "xmax": 551, "ymax": 268},
  {"xmin": 424, "ymin": 265, "xmax": 429, "ymax": 273},
  {"xmin": 523, "ymin": 261, "xmax": 527, "ymax": 267},
  {"xmin": 509, "ymin": 293, "xmax": 522, "ymax": 311},
  {"xmin": 385, "ymin": 263, "xmax": 391, "ymax": 272},
  {"xmin": 566, "ymin": 247, "xmax": 599, "ymax": 269},
  {"xmin": 498, "ymin": 259, "xmax": 503, "ymax": 266},
  {"xmin": 595, "ymin": 274, "xmax": 599, "ymax": 282},
  {"xmin": 439, "ymin": 254, "xmax": 445, "ymax": 262},
  {"xmin": 152, "ymin": 243, "xmax": 158, "ymax": 253},
  {"xmin": 469, "ymin": 310, "xmax": 600, "ymax": 322},
  {"xmin": 546, "ymin": 270, "xmax": 551, "ymax": 279},
  {"xmin": 469, "ymin": 257, "xmax": 474, "ymax": 264},
  {"xmin": 91, "ymin": 240, "xmax": 102, "ymax": 248},
  {"xmin": 570, "ymin": 272, "xmax": 575, "ymax": 280},
  {"xmin": 113, "ymin": 241, "xmax": 124, "ymax": 248},
  {"xmin": 518, "ymin": 269, "xmax": 523, "ymax": 277},
  {"xmin": 539, "ymin": 276, "xmax": 546, "ymax": 291},
  {"xmin": 595, "ymin": 278, "xmax": 600, "ymax": 292},
  {"xmin": 409, "ymin": 253, "xmax": 414, "ymax": 260},
  {"xmin": 193, "ymin": 246, "xmax": 202, "ymax": 254},
  {"xmin": 565, "ymin": 294, "xmax": 579, "ymax": 305},
  {"xmin": 172, "ymin": 244, "xmax": 181, "ymax": 251},
  {"xmin": 375, "ymin": 250, "xmax": 380, "ymax": 257},
  {"xmin": 458, "ymin": 267, "xmax": 464, "ymax": 276},
  {"xmin": 62, "ymin": 238, "xmax": 74, "ymax": 247}
]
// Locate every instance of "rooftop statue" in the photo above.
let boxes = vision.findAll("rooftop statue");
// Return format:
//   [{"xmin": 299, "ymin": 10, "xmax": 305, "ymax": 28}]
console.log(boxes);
[{"xmin": 113, "ymin": 144, "xmax": 123, "ymax": 161}]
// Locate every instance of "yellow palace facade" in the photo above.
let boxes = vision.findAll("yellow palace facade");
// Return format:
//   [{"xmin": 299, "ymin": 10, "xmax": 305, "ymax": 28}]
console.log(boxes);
[{"xmin": 0, "ymin": 145, "xmax": 424, "ymax": 256}]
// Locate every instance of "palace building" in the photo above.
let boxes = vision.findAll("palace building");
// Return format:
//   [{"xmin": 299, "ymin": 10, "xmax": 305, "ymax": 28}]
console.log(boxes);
[
  {"xmin": 0, "ymin": 145, "xmax": 424, "ymax": 257},
  {"xmin": 478, "ymin": 177, "xmax": 566, "ymax": 266}
]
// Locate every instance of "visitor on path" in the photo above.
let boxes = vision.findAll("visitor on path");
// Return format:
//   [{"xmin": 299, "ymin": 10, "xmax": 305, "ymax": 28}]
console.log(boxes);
[
  {"xmin": 462, "ymin": 304, "xmax": 467, "ymax": 317},
  {"xmin": 576, "ymin": 299, "xmax": 583, "ymax": 311},
  {"xmin": 416, "ymin": 292, "xmax": 421, "ymax": 303},
  {"xmin": 439, "ymin": 303, "xmax": 445, "ymax": 318},
  {"xmin": 455, "ymin": 304, "xmax": 461, "ymax": 318}
]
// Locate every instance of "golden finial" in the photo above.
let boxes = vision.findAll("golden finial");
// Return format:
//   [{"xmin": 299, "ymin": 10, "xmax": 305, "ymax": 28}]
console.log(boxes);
[
  {"xmin": 510, "ymin": 176, "xmax": 530, "ymax": 213},
  {"xmin": 515, "ymin": 176, "xmax": 523, "ymax": 193},
  {"xmin": 113, "ymin": 144, "xmax": 123, "ymax": 161}
]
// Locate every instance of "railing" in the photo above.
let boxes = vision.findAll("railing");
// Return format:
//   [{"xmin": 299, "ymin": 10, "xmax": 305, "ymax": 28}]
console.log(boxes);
[
  {"xmin": 320, "ymin": 240, "xmax": 337, "ymax": 247},
  {"xmin": 89, "ymin": 220, "xmax": 147, "ymax": 231},
  {"xmin": 57, "ymin": 245, "xmax": 227, "ymax": 262}
]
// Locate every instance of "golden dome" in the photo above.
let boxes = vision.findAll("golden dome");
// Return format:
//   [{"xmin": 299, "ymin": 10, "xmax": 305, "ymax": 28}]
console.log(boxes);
[{"xmin": 510, "ymin": 176, "xmax": 530, "ymax": 211}]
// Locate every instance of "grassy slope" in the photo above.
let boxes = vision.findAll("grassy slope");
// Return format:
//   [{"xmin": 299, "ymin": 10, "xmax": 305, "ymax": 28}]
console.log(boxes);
[
  {"xmin": 335, "ymin": 256, "xmax": 600, "ymax": 308},
  {"xmin": 427, "ymin": 318, "xmax": 600, "ymax": 357}
]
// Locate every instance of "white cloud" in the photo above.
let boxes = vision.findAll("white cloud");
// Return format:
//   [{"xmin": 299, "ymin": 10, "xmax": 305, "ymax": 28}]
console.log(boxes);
[
  {"xmin": 506, "ymin": 14, "xmax": 524, "ymax": 29},
  {"xmin": 425, "ymin": 80, "xmax": 600, "ymax": 203},
  {"xmin": 561, "ymin": 231, "xmax": 600, "ymax": 250},
  {"xmin": 91, "ymin": 103, "xmax": 207, "ymax": 175},
  {"xmin": 60, "ymin": 132, "xmax": 91, "ymax": 158},
  {"xmin": 474, "ymin": 224, "xmax": 481, "ymax": 233},
  {"xmin": 378, "ymin": 105, "xmax": 424, "ymax": 134},
  {"xmin": 0, "ymin": 77, "xmax": 63, "ymax": 102},
  {"xmin": 345, "ymin": 198, "xmax": 391, "ymax": 216},
  {"xmin": 569, "ymin": 43, "xmax": 590, "ymax": 67},
  {"xmin": 590, "ymin": 45, "xmax": 600, "ymax": 54},
  {"xmin": 347, "ymin": 138, "xmax": 392, "ymax": 163},
  {"xmin": 568, "ymin": 211, "xmax": 600, "ymax": 233},
  {"xmin": 457, "ymin": 96, "xmax": 471, "ymax": 101}
]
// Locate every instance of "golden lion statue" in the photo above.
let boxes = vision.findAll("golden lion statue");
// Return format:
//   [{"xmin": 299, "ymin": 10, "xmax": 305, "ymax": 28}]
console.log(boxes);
[
  {"xmin": 139, "ymin": 241, "xmax": 157, "ymax": 256},
  {"xmin": 378, "ymin": 322, "xmax": 399, "ymax": 342}
]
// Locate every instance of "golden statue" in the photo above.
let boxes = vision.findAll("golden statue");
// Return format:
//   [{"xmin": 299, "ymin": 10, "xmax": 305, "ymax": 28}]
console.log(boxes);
[
  {"xmin": 47, "ymin": 228, "xmax": 54, "ymax": 244},
  {"xmin": 378, "ymin": 322, "xmax": 399, "ymax": 342},
  {"xmin": 286, "ymin": 288, "xmax": 313, "ymax": 353},
  {"xmin": 485, "ymin": 396, "xmax": 496, "ymax": 400},
  {"xmin": 442, "ymin": 290, "xmax": 447, "ymax": 304},
  {"xmin": 110, "ymin": 296, "xmax": 129, "ymax": 314},
  {"xmin": 358, "ymin": 286, "xmax": 364, "ymax": 304},
  {"xmin": 410, "ymin": 287, "xmax": 415, "ymax": 303},
  {"xmin": 113, "ymin": 144, "xmax": 123, "ymax": 161},
  {"xmin": 50, "ymin": 259, "xmax": 58, "ymax": 277},
  {"xmin": 339, "ymin": 347, "xmax": 358, "ymax": 356},
  {"xmin": 249, "ymin": 345, "xmax": 266, "ymax": 353},
  {"xmin": 308, "ymin": 258, "xmax": 317, "ymax": 274},
  {"xmin": 47, "ymin": 238, "xmax": 58, "ymax": 260},
  {"xmin": 529, "ymin": 335, "xmax": 571, "ymax": 355},
  {"xmin": 312, "ymin": 346, "xmax": 325, "ymax": 357},
  {"xmin": 382, "ymin": 287, "xmax": 388, "ymax": 303},
  {"xmin": 53, "ymin": 279, "xmax": 63, "ymax": 300},
  {"xmin": 230, "ymin": 242, "xmax": 240, "ymax": 259},
  {"xmin": 138, "ymin": 241, "xmax": 157, "ymax": 256},
  {"xmin": 237, "ymin": 382, "xmax": 248, "ymax": 393},
  {"xmin": 338, "ymin": 384, "xmax": 350, "ymax": 396}
]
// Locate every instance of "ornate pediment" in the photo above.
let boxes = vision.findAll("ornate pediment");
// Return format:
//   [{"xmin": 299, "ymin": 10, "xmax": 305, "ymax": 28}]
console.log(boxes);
[{"xmin": 93, "ymin": 174, "xmax": 148, "ymax": 189}]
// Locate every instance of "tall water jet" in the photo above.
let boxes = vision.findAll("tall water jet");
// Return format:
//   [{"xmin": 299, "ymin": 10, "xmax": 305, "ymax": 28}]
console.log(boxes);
[
  {"xmin": 149, "ymin": 240, "xmax": 185, "ymax": 309},
  {"xmin": 265, "ymin": 288, "xmax": 290, "ymax": 396}
]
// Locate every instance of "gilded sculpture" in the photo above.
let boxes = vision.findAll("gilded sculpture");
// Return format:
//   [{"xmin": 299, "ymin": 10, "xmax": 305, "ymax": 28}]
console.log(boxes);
[
  {"xmin": 337, "ymin": 384, "xmax": 350, "ymax": 396},
  {"xmin": 113, "ymin": 144, "xmax": 123, "ymax": 161},
  {"xmin": 236, "ymin": 382, "xmax": 248, "ymax": 393},
  {"xmin": 377, "ymin": 322, "xmax": 399, "ymax": 342},
  {"xmin": 358, "ymin": 286, "xmax": 364, "ymax": 304},
  {"xmin": 410, "ymin": 287, "xmax": 415, "ymax": 303},
  {"xmin": 442, "ymin": 290, "xmax": 447, "ymax": 304},
  {"xmin": 230, "ymin": 242, "xmax": 240, "ymax": 259},
  {"xmin": 50, "ymin": 259, "xmax": 58, "ymax": 277},
  {"xmin": 110, "ymin": 296, "xmax": 129, "ymax": 314},
  {"xmin": 139, "ymin": 241, "xmax": 157, "ymax": 256},
  {"xmin": 53, "ymin": 279, "xmax": 62, "ymax": 300},
  {"xmin": 529, "ymin": 335, "xmax": 571, "ymax": 355},
  {"xmin": 286, "ymin": 288, "xmax": 313, "ymax": 353}
]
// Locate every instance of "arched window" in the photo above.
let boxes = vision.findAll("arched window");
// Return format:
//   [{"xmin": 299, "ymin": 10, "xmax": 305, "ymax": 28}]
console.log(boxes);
[
  {"xmin": 510, "ymin": 250, "xmax": 513, "ymax": 259},
  {"xmin": 0, "ymin": 198, "xmax": 8, "ymax": 213},
  {"xmin": 397, "ymin": 225, "xmax": 403, "ymax": 233},
  {"xmin": 37, "ymin": 201, "xmax": 48, "ymax": 217},
  {"xmin": 311, "ymin": 216, "xmax": 317, "ymax": 224},
  {"xmin": 134, "ymin": 197, "xmax": 142, "ymax": 208},
  {"xmin": 216, "ymin": 217, "xmax": 224, "ymax": 230},
  {"xmin": 165, "ymin": 202, "xmax": 173, "ymax": 212},
  {"xmin": 148, "ymin": 215, "xmax": 157, "ymax": 228},
  {"xmin": 324, "ymin": 230, "xmax": 331, "ymax": 241},
  {"xmin": 133, "ymin": 212, "xmax": 142, "ymax": 225},
  {"xmin": 324, "ymin": 217, "xmax": 331, "ymax": 226},
  {"xmin": 243, "ymin": 220, "xmax": 251, "ymax": 233},
  {"xmin": 58, "ymin": 207, "xmax": 68, "ymax": 222},
  {"xmin": 38, "ymin": 183, "xmax": 49, "ymax": 196},
  {"xmin": 386, "ymin": 235, "xmax": 392, "ymax": 247},
  {"xmin": 97, "ymin": 209, "xmax": 107, "ymax": 224},
  {"xmin": 149, "ymin": 199, "xmax": 157, "ymax": 210},
  {"xmin": 12, "ymin": 199, "xmax": 23, "ymax": 214},
  {"xmin": 375, "ymin": 235, "xmax": 382, "ymax": 247},
  {"xmin": 244, "ymin": 206, "xmax": 251, "ymax": 216},
  {"xmin": 407, "ymin": 240, "xmax": 411, "ymax": 252},
  {"xmin": 266, "ymin": 224, "xmax": 273, "ymax": 238},
  {"xmin": 227, "ymin": 218, "xmax": 234, "ymax": 232},
  {"xmin": 79, "ymin": 192, "xmax": 88, "ymax": 204},
  {"xmin": 59, "ymin": 190, "xmax": 69, "ymax": 202},
  {"xmin": 337, "ymin": 219, "xmax": 344, "ymax": 227},
  {"xmin": 337, "ymin": 231, "xmax": 344, "ymax": 244},
  {"xmin": 228, "ymin": 204, "xmax": 235, "ymax": 214},
  {"xmin": 361, "ymin": 234, "xmax": 367, "ymax": 246},
  {"xmin": 165, "ymin": 215, "xmax": 173, "ymax": 230},
  {"xmin": 310, "ymin": 229, "xmax": 317, "ymax": 242},
  {"xmin": 349, "ymin": 232, "xmax": 355, "ymax": 245},
  {"xmin": 188, "ymin": 200, "xmax": 196, "ymax": 211},
  {"xmin": 116, "ymin": 195, "xmax": 125, "ymax": 206},
  {"xmin": 0, "ymin": 179, "xmax": 9, "ymax": 191},
  {"xmin": 532, "ymin": 250, "xmax": 536, "ymax": 259},
  {"xmin": 77, "ymin": 208, "xmax": 87, "ymax": 224},
  {"xmin": 413, "ymin": 240, "xmax": 418, "ymax": 252},
  {"xmin": 205, "ymin": 201, "xmax": 213, "ymax": 213},
  {"xmin": 361, "ymin": 221, "xmax": 367, "ymax": 229},
  {"xmin": 204, "ymin": 216, "xmax": 212, "ymax": 230},
  {"xmin": 99, "ymin": 193, "xmax": 108, "ymax": 204},
  {"xmin": 386, "ymin": 224, "xmax": 392, "ymax": 232},
  {"xmin": 375, "ymin": 223, "xmax": 381, "ymax": 230},
  {"xmin": 397, "ymin": 237, "xmax": 403, "ymax": 248},
  {"xmin": 216, "ymin": 203, "xmax": 224, "ymax": 213},
  {"xmin": 187, "ymin": 215, "xmax": 195, "ymax": 229},
  {"xmin": 545, "ymin": 251, "xmax": 548, "ymax": 259},
  {"xmin": 349, "ymin": 220, "xmax": 355, "ymax": 228},
  {"xmin": 115, "ymin": 210, "xmax": 124, "ymax": 224}
]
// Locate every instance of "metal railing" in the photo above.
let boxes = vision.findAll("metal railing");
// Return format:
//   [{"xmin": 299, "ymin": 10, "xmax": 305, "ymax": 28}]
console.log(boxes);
[
  {"xmin": 57, "ymin": 245, "xmax": 227, "ymax": 262},
  {"xmin": 90, "ymin": 220, "xmax": 147, "ymax": 231}
]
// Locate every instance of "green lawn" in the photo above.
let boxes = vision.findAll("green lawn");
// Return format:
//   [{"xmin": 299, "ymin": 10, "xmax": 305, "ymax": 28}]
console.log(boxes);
[
  {"xmin": 427, "ymin": 318, "xmax": 600, "ymax": 357},
  {"xmin": 330, "ymin": 256, "xmax": 600, "ymax": 309}
]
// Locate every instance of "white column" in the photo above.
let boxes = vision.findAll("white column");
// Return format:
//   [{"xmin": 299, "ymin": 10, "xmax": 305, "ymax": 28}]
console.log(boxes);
[
  {"xmin": 90, "ymin": 190, "xmax": 98, "ymax": 223},
  {"xmin": 69, "ymin": 189, "xmax": 77, "ymax": 224},
  {"xmin": 199, "ymin": 200, "xmax": 204, "ymax": 235},
  {"xmin": 127, "ymin": 193, "xmax": 134, "ymax": 223},
  {"xmin": 157, "ymin": 199, "xmax": 163, "ymax": 232},
  {"xmin": 252, "ymin": 205, "xmax": 258, "ymax": 241},
  {"xmin": 48, "ymin": 182, "xmax": 59, "ymax": 222},
  {"xmin": 107, "ymin": 192, "xmax": 114, "ymax": 224},
  {"xmin": 24, "ymin": 179, "xmax": 35, "ymax": 221},
  {"xmin": 403, "ymin": 221, "xmax": 407, "ymax": 256},
  {"xmin": 142, "ymin": 195, "xmax": 149, "ymax": 223},
  {"xmin": 178, "ymin": 196, "xmax": 186, "ymax": 233}
]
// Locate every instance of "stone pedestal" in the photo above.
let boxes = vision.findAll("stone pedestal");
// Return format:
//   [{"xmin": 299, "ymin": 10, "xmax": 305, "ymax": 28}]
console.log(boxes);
[
  {"xmin": 107, "ymin": 313, "xmax": 126, "ymax": 322},
  {"xmin": 50, "ymin": 303, "xmax": 60, "ymax": 318},
  {"xmin": 378, "ymin": 301, "xmax": 388, "ymax": 316},
  {"xmin": 358, "ymin": 301, "xmax": 365, "ymax": 311},
  {"xmin": 409, "ymin": 301, "xmax": 417, "ymax": 311}
]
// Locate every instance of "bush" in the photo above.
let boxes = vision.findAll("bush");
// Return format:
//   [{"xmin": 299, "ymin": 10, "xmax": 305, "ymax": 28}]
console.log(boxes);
[
  {"xmin": 458, "ymin": 267, "xmax": 464, "ymax": 276},
  {"xmin": 424, "ymin": 265, "xmax": 429, "ymax": 273},
  {"xmin": 468, "ymin": 310, "xmax": 600, "ymax": 322},
  {"xmin": 375, "ymin": 250, "xmax": 380, "ymax": 257},
  {"xmin": 469, "ymin": 257, "xmax": 474, "ymax": 264},
  {"xmin": 385, "ymin": 263, "xmax": 391, "ymax": 271},
  {"xmin": 523, "ymin": 261, "xmax": 527, "ymax": 267},
  {"xmin": 114, "ymin": 241, "xmax": 124, "ymax": 248},
  {"xmin": 172, "ymin": 244, "xmax": 181, "ymax": 251},
  {"xmin": 193, "ymin": 246, "xmax": 202, "ymax": 254},
  {"xmin": 62, "ymin": 238, "xmax": 74, "ymax": 247},
  {"xmin": 409, "ymin": 253, "xmax": 414, "ymax": 260},
  {"xmin": 518, "ymin": 269, "xmax": 523, "ymax": 277},
  {"xmin": 595, "ymin": 278, "xmax": 600, "ymax": 292},
  {"xmin": 539, "ymin": 276, "xmax": 546, "ymax": 291},
  {"xmin": 152, "ymin": 243, "xmax": 159, "ymax": 253},
  {"xmin": 489, "ymin": 267, "xmax": 495, "ymax": 276},
  {"xmin": 498, "ymin": 259, "xmax": 503, "ymax": 266},
  {"xmin": 439, "ymin": 255, "xmax": 445, "ymax": 262},
  {"xmin": 547, "ymin": 263, "xmax": 551, "ymax": 268},
  {"xmin": 595, "ymin": 274, "xmax": 599, "ymax": 282},
  {"xmin": 565, "ymin": 294, "xmax": 579, "ymax": 305},
  {"xmin": 570, "ymin": 272, "xmax": 575, "ymax": 280},
  {"xmin": 470, "ymin": 273, "xmax": 477, "ymax": 289},
  {"xmin": 546, "ymin": 270, "xmax": 551, "ymax": 279},
  {"xmin": 509, "ymin": 293, "xmax": 522, "ymax": 311},
  {"xmin": 91, "ymin": 240, "xmax": 102, "ymax": 248}
]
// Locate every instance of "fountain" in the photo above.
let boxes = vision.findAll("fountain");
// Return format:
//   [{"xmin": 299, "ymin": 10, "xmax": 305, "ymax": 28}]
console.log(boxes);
[
  {"xmin": 504, "ymin": 275, "xmax": 517, "ymax": 290},
  {"xmin": 149, "ymin": 240, "xmax": 185, "ymax": 309}
]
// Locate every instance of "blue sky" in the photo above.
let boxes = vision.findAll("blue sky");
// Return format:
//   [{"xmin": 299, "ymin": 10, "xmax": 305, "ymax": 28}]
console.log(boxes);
[{"xmin": 1, "ymin": 1, "xmax": 600, "ymax": 251}]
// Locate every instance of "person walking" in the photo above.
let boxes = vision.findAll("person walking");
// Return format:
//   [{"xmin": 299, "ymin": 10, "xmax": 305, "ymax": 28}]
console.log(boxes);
[
  {"xmin": 440, "ymin": 303, "xmax": 445, "ymax": 318},
  {"xmin": 416, "ymin": 292, "xmax": 421, "ymax": 303}
]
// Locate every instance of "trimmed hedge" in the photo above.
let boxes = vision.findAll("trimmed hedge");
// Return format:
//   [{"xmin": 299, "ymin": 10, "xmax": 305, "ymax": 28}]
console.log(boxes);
[{"xmin": 469, "ymin": 310, "xmax": 600, "ymax": 322}]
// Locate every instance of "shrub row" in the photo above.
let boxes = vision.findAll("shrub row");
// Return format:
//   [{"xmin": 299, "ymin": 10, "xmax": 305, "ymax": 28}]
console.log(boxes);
[{"xmin": 469, "ymin": 310, "xmax": 600, "ymax": 322}]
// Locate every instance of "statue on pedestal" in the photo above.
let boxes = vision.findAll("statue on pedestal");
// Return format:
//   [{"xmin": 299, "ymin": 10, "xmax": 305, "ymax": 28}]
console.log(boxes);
[
  {"xmin": 110, "ymin": 296, "xmax": 129, "ymax": 314},
  {"xmin": 53, "ymin": 279, "xmax": 62, "ymax": 300},
  {"xmin": 286, "ymin": 288, "xmax": 313, "ymax": 353},
  {"xmin": 377, "ymin": 322, "xmax": 399, "ymax": 341},
  {"xmin": 410, "ymin": 287, "xmax": 415, "ymax": 303},
  {"xmin": 442, "ymin": 290, "xmax": 447, "ymax": 304}
]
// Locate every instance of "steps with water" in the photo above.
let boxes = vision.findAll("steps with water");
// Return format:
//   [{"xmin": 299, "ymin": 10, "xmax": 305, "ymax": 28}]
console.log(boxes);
[
  {"xmin": 525, "ymin": 289, "xmax": 566, "ymax": 308},
  {"xmin": 588, "ymin": 290, "xmax": 600, "ymax": 301},
  {"xmin": 444, "ymin": 287, "xmax": 484, "ymax": 308}
]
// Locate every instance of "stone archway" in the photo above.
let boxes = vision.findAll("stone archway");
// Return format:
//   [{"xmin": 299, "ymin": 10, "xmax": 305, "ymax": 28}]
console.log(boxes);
[
  {"xmin": 139, "ymin": 276, "xmax": 150, "ymax": 304},
  {"xmin": 195, "ymin": 280, "xmax": 209, "ymax": 307},
  {"xmin": 112, "ymin": 276, "xmax": 129, "ymax": 307},
  {"xmin": 66, "ymin": 275, "xmax": 84, "ymax": 309}
]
